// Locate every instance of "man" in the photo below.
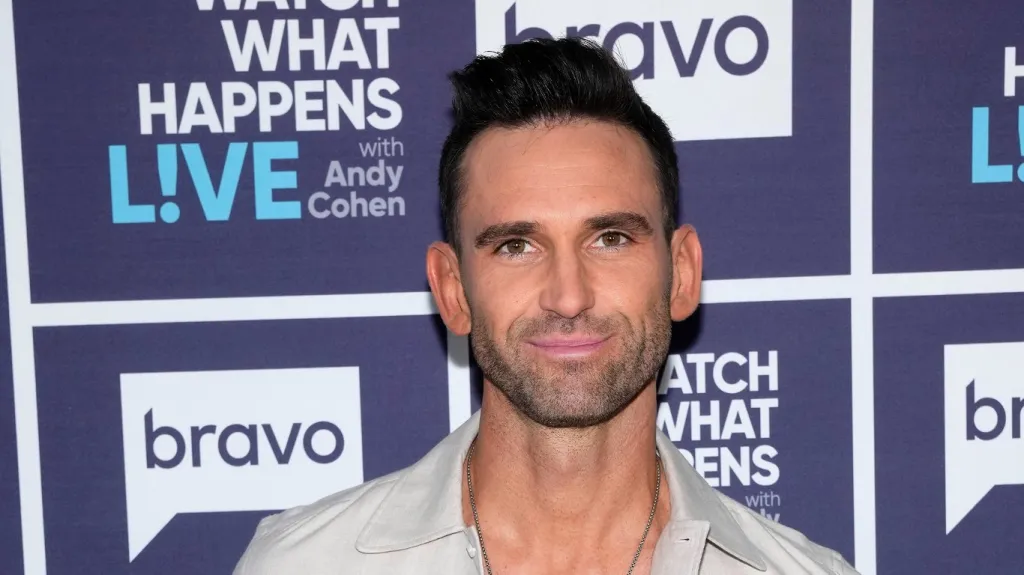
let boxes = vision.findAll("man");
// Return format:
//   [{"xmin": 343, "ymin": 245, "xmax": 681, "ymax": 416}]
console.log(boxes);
[{"xmin": 234, "ymin": 37, "xmax": 859, "ymax": 575}]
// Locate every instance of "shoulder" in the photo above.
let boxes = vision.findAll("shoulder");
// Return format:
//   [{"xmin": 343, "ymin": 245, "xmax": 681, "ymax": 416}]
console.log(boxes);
[
  {"xmin": 232, "ymin": 470, "xmax": 402, "ymax": 575},
  {"xmin": 714, "ymin": 493, "xmax": 860, "ymax": 575}
]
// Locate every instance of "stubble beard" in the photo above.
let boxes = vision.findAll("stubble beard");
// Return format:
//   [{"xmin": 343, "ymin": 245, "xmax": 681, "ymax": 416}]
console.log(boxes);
[{"xmin": 470, "ymin": 292, "xmax": 672, "ymax": 429}]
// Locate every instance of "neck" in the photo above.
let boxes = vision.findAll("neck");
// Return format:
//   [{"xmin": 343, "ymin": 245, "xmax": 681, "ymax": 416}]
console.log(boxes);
[{"xmin": 464, "ymin": 382, "xmax": 670, "ymax": 562}]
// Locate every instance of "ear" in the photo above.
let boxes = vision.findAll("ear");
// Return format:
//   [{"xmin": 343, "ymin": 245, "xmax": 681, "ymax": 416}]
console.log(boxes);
[
  {"xmin": 426, "ymin": 241, "xmax": 472, "ymax": 335},
  {"xmin": 668, "ymin": 224, "xmax": 703, "ymax": 322}
]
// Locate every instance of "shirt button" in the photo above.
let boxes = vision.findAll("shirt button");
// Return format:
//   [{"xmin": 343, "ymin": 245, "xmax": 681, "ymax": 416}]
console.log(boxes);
[{"xmin": 467, "ymin": 546, "xmax": 477, "ymax": 558}]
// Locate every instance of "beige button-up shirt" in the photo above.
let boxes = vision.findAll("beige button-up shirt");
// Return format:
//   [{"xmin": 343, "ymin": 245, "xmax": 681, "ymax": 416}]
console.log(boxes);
[{"xmin": 234, "ymin": 411, "xmax": 859, "ymax": 574}]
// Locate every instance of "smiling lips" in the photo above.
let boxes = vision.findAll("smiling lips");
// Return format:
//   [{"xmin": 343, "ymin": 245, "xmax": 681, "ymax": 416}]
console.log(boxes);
[{"xmin": 526, "ymin": 336, "xmax": 610, "ymax": 358}]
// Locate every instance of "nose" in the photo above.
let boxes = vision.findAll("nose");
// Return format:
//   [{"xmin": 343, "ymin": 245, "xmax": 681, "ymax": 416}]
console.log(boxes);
[{"xmin": 537, "ymin": 248, "xmax": 596, "ymax": 319}]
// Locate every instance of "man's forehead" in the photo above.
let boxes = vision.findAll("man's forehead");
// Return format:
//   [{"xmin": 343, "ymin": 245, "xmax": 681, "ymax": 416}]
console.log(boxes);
[
  {"xmin": 459, "ymin": 122, "xmax": 661, "ymax": 226},
  {"xmin": 465, "ymin": 121, "xmax": 650, "ymax": 174}
]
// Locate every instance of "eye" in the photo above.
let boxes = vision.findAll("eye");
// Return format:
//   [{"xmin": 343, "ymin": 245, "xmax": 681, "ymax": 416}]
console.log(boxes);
[
  {"xmin": 593, "ymin": 232, "xmax": 630, "ymax": 248},
  {"xmin": 497, "ymin": 238, "xmax": 536, "ymax": 257}
]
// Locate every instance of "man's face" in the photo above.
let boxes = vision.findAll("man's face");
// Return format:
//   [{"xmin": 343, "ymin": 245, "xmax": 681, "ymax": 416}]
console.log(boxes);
[{"xmin": 456, "ymin": 120, "xmax": 675, "ymax": 429}]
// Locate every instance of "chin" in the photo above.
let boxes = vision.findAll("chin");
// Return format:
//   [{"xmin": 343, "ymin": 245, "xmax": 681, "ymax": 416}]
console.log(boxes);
[{"xmin": 519, "ymin": 389, "xmax": 632, "ymax": 429}]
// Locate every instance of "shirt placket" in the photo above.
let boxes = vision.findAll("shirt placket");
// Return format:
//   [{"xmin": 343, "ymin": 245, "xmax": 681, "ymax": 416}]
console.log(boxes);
[
  {"xmin": 651, "ymin": 521, "xmax": 710, "ymax": 575},
  {"xmin": 462, "ymin": 525, "xmax": 485, "ymax": 575}
]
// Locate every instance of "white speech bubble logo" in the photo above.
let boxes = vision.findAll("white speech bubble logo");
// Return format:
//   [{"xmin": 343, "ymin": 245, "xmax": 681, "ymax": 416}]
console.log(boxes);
[
  {"xmin": 120, "ymin": 367, "xmax": 363, "ymax": 561},
  {"xmin": 944, "ymin": 342, "xmax": 1024, "ymax": 534},
  {"xmin": 475, "ymin": 0, "xmax": 792, "ymax": 142}
]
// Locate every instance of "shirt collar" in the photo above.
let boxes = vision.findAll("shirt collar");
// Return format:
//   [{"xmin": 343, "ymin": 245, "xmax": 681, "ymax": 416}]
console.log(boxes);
[{"xmin": 356, "ymin": 410, "xmax": 766, "ymax": 572}]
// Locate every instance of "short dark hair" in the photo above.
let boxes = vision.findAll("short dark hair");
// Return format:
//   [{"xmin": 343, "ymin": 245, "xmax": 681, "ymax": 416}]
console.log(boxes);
[{"xmin": 438, "ymin": 36, "xmax": 680, "ymax": 254}]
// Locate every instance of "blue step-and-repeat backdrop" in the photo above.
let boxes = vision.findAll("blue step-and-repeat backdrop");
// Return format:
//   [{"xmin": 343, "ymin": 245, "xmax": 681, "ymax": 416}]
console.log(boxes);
[{"xmin": 0, "ymin": 1, "xmax": 1022, "ymax": 574}]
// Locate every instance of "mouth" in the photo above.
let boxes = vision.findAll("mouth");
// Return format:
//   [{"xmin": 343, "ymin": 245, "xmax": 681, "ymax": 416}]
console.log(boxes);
[{"xmin": 525, "ymin": 335, "xmax": 611, "ymax": 358}]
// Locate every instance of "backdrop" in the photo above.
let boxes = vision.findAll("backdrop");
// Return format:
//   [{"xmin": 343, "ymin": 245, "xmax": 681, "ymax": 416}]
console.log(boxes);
[{"xmin": 0, "ymin": 1, "xmax": 1022, "ymax": 574}]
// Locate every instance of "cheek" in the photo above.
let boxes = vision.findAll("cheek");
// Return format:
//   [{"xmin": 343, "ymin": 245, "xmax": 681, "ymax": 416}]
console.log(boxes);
[
  {"xmin": 465, "ymin": 263, "xmax": 536, "ymax": 331},
  {"xmin": 593, "ymin": 278, "xmax": 650, "ymax": 321},
  {"xmin": 592, "ymin": 255, "xmax": 669, "ymax": 308}
]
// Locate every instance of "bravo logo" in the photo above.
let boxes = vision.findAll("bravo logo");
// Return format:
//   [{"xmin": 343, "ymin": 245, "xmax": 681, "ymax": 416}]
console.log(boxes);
[
  {"xmin": 120, "ymin": 367, "xmax": 363, "ymax": 561},
  {"xmin": 475, "ymin": 0, "xmax": 792, "ymax": 142},
  {"xmin": 944, "ymin": 342, "xmax": 1024, "ymax": 533}
]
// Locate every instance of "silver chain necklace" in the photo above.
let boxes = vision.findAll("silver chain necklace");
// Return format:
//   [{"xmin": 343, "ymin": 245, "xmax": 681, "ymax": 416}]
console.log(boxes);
[{"xmin": 465, "ymin": 440, "xmax": 662, "ymax": 575}]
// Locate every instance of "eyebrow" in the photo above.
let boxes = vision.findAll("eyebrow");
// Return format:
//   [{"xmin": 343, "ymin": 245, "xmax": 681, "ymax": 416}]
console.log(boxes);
[
  {"xmin": 583, "ymin": 211, "xmax": 654, "ymax": 236},
  {"xmin": 474, "ymin": 221, "xmax": 539, "ymax": 248},
  {"xmin": 472, "ymin": 211, "xmax": 654, "ymax": 249}
]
